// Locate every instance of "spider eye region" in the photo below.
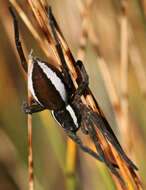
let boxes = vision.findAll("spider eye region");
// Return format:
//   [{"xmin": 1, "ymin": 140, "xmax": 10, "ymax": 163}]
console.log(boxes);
[
  {"xmin": 28, "ymin": 57, "xmax": 68, "ymax": 110},
  {"xmin": 51, "ymin": 105, "xmax": 80, "ymax": 132}
]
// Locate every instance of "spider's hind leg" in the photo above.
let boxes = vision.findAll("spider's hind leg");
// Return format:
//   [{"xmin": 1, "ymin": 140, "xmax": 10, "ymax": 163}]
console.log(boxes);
[
  {"xmin": 65, "ymin": 129, "xmax": 103, "ymax": 162},
  {"xmin": 91, "ymin": 112, "xmax": 138, "ymax": 171},
  {"xmin": 82, "ymin": 113, "xmax": 125, "ymax": 185},
  {"xmin": 9, "ymin": 7, "xmax": 27, "ymax": 72}
]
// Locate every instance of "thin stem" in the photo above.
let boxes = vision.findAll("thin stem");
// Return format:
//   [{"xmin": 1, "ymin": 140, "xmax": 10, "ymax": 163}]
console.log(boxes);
[
  {"xmin": 129, "ymin": 29, "xmax": 146, "ymax": 96},
  {"xmin": 77, "ymin": 0, "xmax": 94, "ymax": 61},
  {"xmin": 110, "ymin": 145, "xmax": 135, "ymax": 190},
  {"xmin": 27, "ymin": 54, "xmax": 34, "ymax": 190},
  {"xmin": 120, "ymin": 0, "xmax": 129, "ymax": 145},
  {"xmin": 120, "ymin": 1, "xmax": 138, "ymax": 189},
  {"xmin": 139, "ymin": 0, "xmax": 146, "ymax": 17},
  {"xmin": 66, "ymin": 139, "xmax": 77, "ymax": 190}
]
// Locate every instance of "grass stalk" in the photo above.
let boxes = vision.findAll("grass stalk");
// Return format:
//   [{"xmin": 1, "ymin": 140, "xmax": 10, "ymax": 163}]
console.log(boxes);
[
  {"xmin": 66, "ymin": 139, "xmax": 77, "ymax": 190},
  {"xmin": 129, "ymin": 29, "xmax": 146, "ymax": 96},
  {"xmin": 120, "ymin": 0, "xmax": 129, "ymax": 148},
  {"xmin": 27, "ymin": 54, "xmax": 34, "ymax": 190}
]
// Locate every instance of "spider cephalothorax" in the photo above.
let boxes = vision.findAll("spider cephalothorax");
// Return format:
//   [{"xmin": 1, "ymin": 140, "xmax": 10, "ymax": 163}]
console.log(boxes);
[{"xmin": 9, "ymin": 6, "xmax": 138, "ymax": 185}]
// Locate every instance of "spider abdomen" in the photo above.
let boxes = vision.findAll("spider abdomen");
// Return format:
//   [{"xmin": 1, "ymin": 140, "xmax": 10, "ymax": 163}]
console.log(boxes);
[{"xmin": 28, "ymin": 57, "xmax": 67, "ymax": 110}]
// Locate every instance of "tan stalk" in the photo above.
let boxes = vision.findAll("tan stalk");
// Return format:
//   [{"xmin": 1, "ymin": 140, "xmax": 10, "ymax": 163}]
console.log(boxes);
[
  {"xmin": 140, "ymin": 0, "xmax": 146, "ymax": 17},
  {"xmin": 119, "ymin": 1, "xmax": 137, "ymax": 189},
  {"xmin": 66, "ymin": 139, "xmax": 77, "ymax": 190},
  {"xmin": 120, "ymin": 0, "xmax": 129, "ymax": 148},
  {"xmin": 77, "ymin": 0, "xmax": 94, "ymax": 61},
  {"xmin": 129, "ymin": 28, "xmax": 146, "ymax": 95},
  {"xmin": 40, "ymin": 0, "xmax": 48, "ymax": 12},
  {"xmin": 27, "ymin": 52, "xmax": 34, "ymax": 190}
]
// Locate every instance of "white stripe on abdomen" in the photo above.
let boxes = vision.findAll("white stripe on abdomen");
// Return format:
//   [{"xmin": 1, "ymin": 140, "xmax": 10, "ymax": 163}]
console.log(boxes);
[
  {"xmin": 38, "ymin": 61, "xmax": 67, "ymax": 102},
  {"xmin": 28, "ymin": 63, "xmax": 42, "ymax": 105}
]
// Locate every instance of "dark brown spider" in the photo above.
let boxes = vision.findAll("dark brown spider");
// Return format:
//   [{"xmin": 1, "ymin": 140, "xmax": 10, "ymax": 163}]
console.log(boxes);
[{"xmin": 9, "ymin": 6, "xmax": 138, "ymax": 185}]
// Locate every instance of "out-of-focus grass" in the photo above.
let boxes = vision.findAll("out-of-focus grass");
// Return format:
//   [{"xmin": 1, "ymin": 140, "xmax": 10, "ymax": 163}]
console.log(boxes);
[{"xmin": 0, "ymin": 0, "xmax": 146, "ymax": 189}]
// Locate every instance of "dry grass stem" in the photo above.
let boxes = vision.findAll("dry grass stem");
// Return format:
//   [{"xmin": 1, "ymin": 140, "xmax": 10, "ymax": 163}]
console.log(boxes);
[
  {"xmin": 120, "ymin": 0, "xmax": 129, "ymax": 145},
  {"xmin": 120, "ymin": 2, "xmax": 142, "ymax": 189},
  {"xmin": 129, "ymin": 29, "xmax": 146, "ymax": 96},
  {"xmin": 140, "ymin": 0, "xmax": 146, "ymax": 17},
  {"xmin": 111, "ymin": 145, "xmax": 135, "ymax": 190},
  {"xmin": 66, "ymin": 139, "xmax": 77, "ymax": 174},
  {"xmin": 66, "ymin": 139, "xmax": 76, "ymax": 189},
  {"xmin": 40, "ymin": 0, "xmax": 48, "ymax": 12},
  {"xmin": 27, "ymin": 54, "xmax": 34, "ymax": 190},
  {"xmin": 77, "ymin": 0, "xmax": 94, "ymax": 61},
  {"xmin": 128, "ymin": 166, "xmax": 143, "ymax": 190}
]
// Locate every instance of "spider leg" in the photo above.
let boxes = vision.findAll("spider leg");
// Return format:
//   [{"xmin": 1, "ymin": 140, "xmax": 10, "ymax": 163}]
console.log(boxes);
[
  {"xmin": 81, "ymin": 122, "xmax": 89, "ymax": 135},
  {"xmin": 90, "ymin": 112, "xmax": 138, "ymax": 170},
  {"xmin": 9, "ymin": 7, "xmax": 27, "ymax": 72},
  {"xmin": 78, "ymin": 103, "xmax": 138, "ymax": 171},
  {"xmin": 84, "ymin": 118, "xmax": 125, "ymax": 185},
  {"xmin": 71, "ymin": 61, "xmax": 89, "ymax": 134},
  {"xmin": 22, "ymin": 101, "xmax": 46, "ymax": 114},
  {"xmin": 65, "ymin": 129, "xmax": 103, "ymax": 162},
  {"xmin": 48, "ymin": 7, "xmax": 74, "ymax": 90},
  {"xmin": 73, "ymin": 60, "xmax": 89, "ymax": 98},
  {"xmin": 65, "ymin": 129, "xmax": 119, "ymax": 168}
]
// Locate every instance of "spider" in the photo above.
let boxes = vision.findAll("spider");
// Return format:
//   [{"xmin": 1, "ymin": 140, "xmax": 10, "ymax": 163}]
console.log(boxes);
[{"xmin": 9, "ymin": 6, "xmax": 138, "ymax": 185}]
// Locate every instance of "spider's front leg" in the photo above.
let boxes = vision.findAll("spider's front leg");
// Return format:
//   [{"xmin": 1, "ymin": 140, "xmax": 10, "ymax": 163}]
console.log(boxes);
[
  {"xmin": 10, "ymin": 8, "xmax": 43, "ymax": 115},
  {"xmin": 9, "ymin": 7, "xmax": 27, "ymax": 72}
]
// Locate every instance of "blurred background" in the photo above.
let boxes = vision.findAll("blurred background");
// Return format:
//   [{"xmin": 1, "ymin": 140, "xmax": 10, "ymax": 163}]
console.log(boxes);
[{"xmin": 0, "ymin": 0, "xmax": 146, "ymax": 189}]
